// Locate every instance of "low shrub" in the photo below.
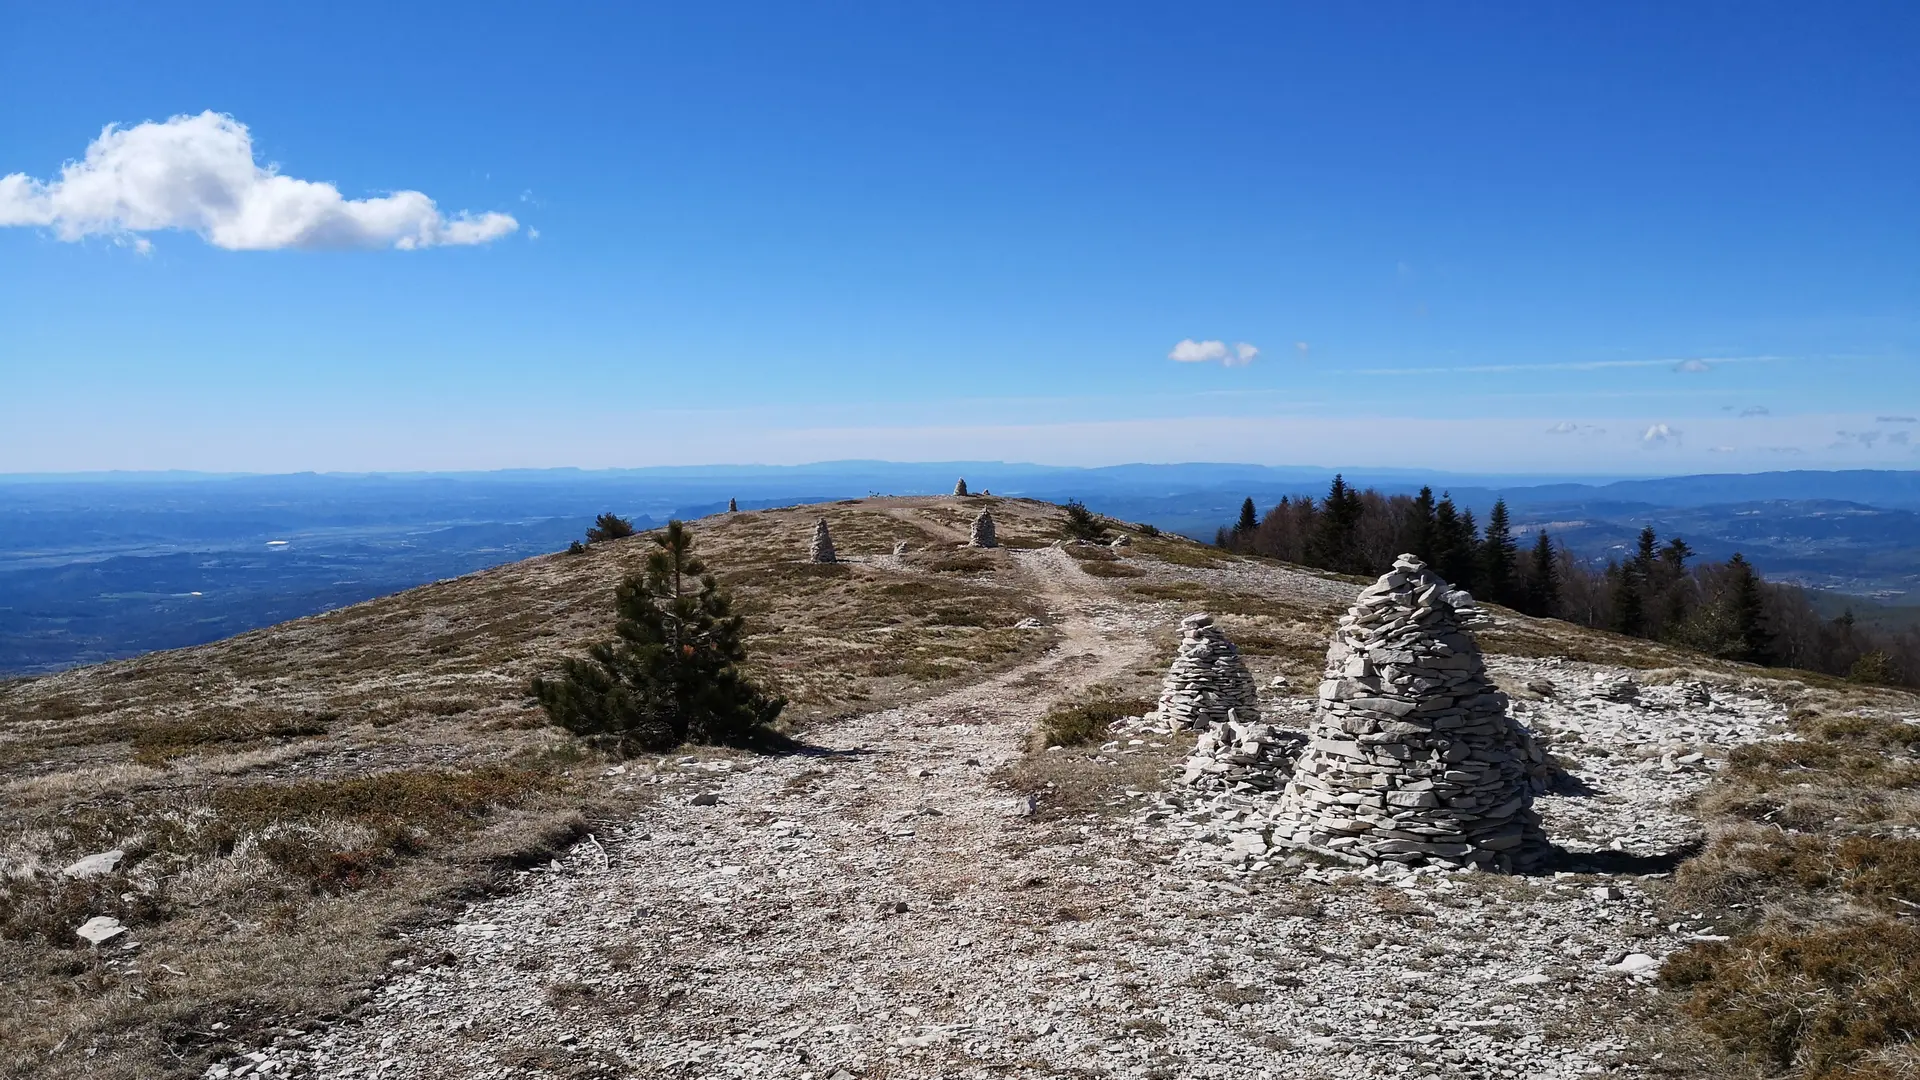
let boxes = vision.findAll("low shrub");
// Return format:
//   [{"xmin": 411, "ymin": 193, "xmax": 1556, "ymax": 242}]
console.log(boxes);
[{"xmin": 1036, "ymin": 692, "xmax": 1154, "ymax": 748}]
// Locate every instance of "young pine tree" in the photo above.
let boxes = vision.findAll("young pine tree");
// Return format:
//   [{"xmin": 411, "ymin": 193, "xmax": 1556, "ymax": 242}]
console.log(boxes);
[
  {"xmin": 1063, "ymin": 499, "xmax": 1108, "ymax": 542},
  {"xmin": 586, "ymin": 512, "xmax": 637, "ymax": 543},
  {"xmin": 1479, "ymin": 499, "xmax": 1519, "ymax": 606},
  {"xmin": 531, "ymin": 521, "xmax": 786, "ymax": 751}
]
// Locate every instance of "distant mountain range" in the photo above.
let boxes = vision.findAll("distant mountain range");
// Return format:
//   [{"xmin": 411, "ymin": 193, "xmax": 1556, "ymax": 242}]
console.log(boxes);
[{"xmin": 5, "ymin": 464, "xmax": 1918, "ymax": 673}]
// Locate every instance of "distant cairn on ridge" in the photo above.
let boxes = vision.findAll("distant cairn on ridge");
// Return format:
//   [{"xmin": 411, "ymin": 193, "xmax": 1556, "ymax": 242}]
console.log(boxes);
[
  {"xmin": 969, "ymin": 510, "xmax": 997, "ymax": 548},
  {"xmin": 953, "ymin": 478, "xmax": 969, "ymax": 496},
  {"xmin": 809, "ymin": 519, "xmax": 837, "ymax": 564},
  {"xmin": 728, "ymin": 498, "xmax": 738, "ymax": 513},
  {"xmin": 1270, "ymin": 554, "xmax": 1551, "ymax": 871},
  {"xmin": 1154, "ymin": 613, "xmax": 1261, "ymax": 730}
]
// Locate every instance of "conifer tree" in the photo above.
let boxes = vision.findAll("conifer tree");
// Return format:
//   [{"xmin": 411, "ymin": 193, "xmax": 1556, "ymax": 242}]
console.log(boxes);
[
  {"xmin": 586, "ymin": 512, "xmax": 636, "ymax": 543},
  {"xmin": 1479, "ymin": 499, "xmax": 1519, "ymax": 606},
  {"xmin": 1608, "ymin": 560, "xmax": 1645, "ymax": 637},
  {"xmin": 1525, "ymin": 531, "xmax": 1560, "ymax": 617},
  {"xmin": 1433, "ymin": 495, "xmax": 1474, "ymax": 589},
  {"xmin": 1063, "ymin": 499, "xmax": 1107, "ymax": 542},
  {"xmin": 1723, "ymin": 553, "xmax": 1771, "ymax": 663},
  {"xmin": 1236, "ymin": 497, "xmax": 1258, "ymax": 536},
  {"xmin": 1409, "ymin": 486, "xmax": 1438, "ymax": 565},
  {"xmin": 1312, "ymin": 475, "xmax": 1364, "ymax": 573},
  {"xmin": 531, "ymin": 521, "xmax": 785, "ymax": 751}
]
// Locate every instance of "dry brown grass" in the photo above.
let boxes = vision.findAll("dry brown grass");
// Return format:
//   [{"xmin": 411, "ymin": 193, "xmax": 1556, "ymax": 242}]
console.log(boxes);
[{"xmin": 1659, "ymin": 679, "xmax": 1920, "ymax": 1079}]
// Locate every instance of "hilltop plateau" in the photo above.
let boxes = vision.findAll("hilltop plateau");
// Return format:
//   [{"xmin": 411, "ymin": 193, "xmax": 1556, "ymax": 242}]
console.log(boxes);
[{"xmin": 2, "ymin": 496, "xmax": 1915, "ymax": 1080}]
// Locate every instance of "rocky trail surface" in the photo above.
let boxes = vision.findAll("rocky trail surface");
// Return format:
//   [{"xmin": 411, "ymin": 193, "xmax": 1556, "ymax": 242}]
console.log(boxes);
[{"xmin": 209, "ymin": 550, "xmax": 1786, "ymax": 1080}]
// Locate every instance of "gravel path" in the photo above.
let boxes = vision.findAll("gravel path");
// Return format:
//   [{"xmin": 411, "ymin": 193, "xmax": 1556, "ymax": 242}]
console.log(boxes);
[{"xmin": 207, "ymin": 557, "xmax": 1787, "ymax": 1080}]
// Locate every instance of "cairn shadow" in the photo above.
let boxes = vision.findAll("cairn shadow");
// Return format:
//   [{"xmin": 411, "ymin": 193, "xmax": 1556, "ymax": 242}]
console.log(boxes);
[{"xmin": 1541, "ymin": 840, "xmax": 1703, "ymax": 876}]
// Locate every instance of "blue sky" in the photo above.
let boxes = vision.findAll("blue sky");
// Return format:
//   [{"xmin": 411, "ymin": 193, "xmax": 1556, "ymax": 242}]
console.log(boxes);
[{"xmin": 2, "ymin": 2, "xmax": 1915, "ymax": 474}]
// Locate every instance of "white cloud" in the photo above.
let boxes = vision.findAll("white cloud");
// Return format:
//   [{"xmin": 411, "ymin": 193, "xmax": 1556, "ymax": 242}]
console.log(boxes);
[
  {"xmin": 1547, "ymin": 421, "xmax": 1606, "ymax": 438},
  {"xmin": 1672, "ymin": 359, "xmax": 1712, "ymax": 373},
  {"xmin": 1710, "ymin": 445, "xmax": 1737, "ymax": 453},
  {"xmin": 1835, "ymin": 430, "xmax": 1883, "ymax": 449},
  {"xmin": 1878, "ymin": 415, "xmax": 1918, "ymax": 424},
  {"xmin": 0, "ymin": 111, "xmax": 518, "ymax": 251},
  {"xmin": 1169, "ymin": 339, "xmax": 1258, "ymax": 367},
  {"xmin": 1642, "ymin": 423, "xmax": 1681, "ymax": 446},
  {"xmin": 1738, "ymin": 406, "xmax": 1770, "ymax": 418},
  {"xmin": 1295, "ymin": 341, "xmax": 1310, "ymax": 358}
]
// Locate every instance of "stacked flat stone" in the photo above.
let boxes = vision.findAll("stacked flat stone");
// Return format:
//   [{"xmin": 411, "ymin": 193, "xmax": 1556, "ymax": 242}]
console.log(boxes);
[
  {"xmin": 1153, "ymin": 613, "xmax": 1261, "ymax": 730},
  {"xmin": 1270, "ymin": 555, "xmax": 1551, "ymax": 871},
  {"xmin": 954, "ymin": 478, "xmax": 969, "ymax": 496},
  {"xmin": 1181, "ymin": 715, "xmax": 1307, "ymax": 793},
  {"xmin": 969, "ymin": 511, "xmax": 997, "ymax": 548},
  {"xmin": 1445, "ymin": 588, "xmax": 1493, "ymax": 628},
  {"xmin": 1591, "ymin": 674, "xmax": 1640, "ymax": 704},
  {"xmin": 809, "ymin": 519, "xmax": 837, "ymax": 563}
]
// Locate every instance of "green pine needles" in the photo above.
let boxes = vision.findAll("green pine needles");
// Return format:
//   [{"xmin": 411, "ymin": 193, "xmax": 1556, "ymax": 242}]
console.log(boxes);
[{"xmin": 531, "ymin": 520, "xmax": 786, "ymax": 752}]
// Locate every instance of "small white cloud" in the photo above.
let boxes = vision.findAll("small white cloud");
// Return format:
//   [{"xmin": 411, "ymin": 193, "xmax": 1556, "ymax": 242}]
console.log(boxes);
[
  {"xmin": 1547, "ymin": 421, "xmax": 1606, "ymax": 438},
  {"xmin": 1738, "ymin": 406, "xmax": 1770, "ymax": 418},
  {"xmin": 1710, "ymin": 445, "xmax": 1737, "ymax": 453},
  {"xmin": 527, "ymin": 227, "xmax": 541, "ymax": 240},
  {"xmin": 1169, "ymin": 339, "xmax": 1228, "ymax": 363},
  {"xmin": 0, "ymin": 111, "xmax": 518, "ymax": 251},
  {"xmin": 1169, "ymin": 339, "xmax": 1258, "ymax": 367},
  {"xmin": 1891, "ymin": 431, "xmax": 1911, "ymax": 447},
  {"xmin": 1765, "ymin": 446, "xmax": 1806, "ymax": 454},
  {"xmin": 1672, "ymin": 359, "xmax": 1712, "ymax": 374},
  {"xmin": 1877, "ymin": 415, "xmax": 1918, "ymax": 424},
  {"xmin": 1294, "ymin": 341, "xmax": 1310, "ymax": 358},
  {"xmin": 1836, "ymin": 430, "xmax": 1883, "ymax": 449},
  {"xmin": 1642, "ymin": 423, "xmax": 1681, "ymax": 446}
]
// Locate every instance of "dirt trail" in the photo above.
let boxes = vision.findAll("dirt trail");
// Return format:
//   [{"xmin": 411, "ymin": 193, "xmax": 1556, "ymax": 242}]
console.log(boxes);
[{"xmin": 288, "ymin": 547, "xmax": 1172, "ymax": 1079}]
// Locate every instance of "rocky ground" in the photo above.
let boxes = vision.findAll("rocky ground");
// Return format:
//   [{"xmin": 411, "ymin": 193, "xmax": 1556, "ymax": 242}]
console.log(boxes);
[{"xmin": 202, "ymin": 546, "xmax": 1789, "ymax": 1080}]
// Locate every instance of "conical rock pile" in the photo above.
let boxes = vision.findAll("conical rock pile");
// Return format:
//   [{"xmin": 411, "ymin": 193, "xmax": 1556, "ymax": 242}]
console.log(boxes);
[
  {"xmin": 1153, "ymin": 614, "xmax": 1261, "ymax": 729},
  {"xmin": 953, "ymin": 478, "xmax": 969, "ymax": 496},
  {"xmin": 969, "ymin": 511, "xmax": 997, "ymax": 548},
  {"xmin": 1271, "ymin": 555, "xmax": 1551, "ymax": 871},
  {"xmin": 809, "ymin": 519, "xmax": 837, "ymax": 563}
]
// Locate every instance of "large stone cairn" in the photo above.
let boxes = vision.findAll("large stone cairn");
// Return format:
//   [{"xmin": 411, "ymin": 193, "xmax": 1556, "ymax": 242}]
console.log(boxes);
[
  {"xmin": 969, "ymin": 510, "xmax": 997, "ymax": 548},
  {"xmin": 1154, "ymin": 614, "xmax": 1261, "ymax": 729},
  {"xmin": 954, "ymin": 477, "xmax": 969, "ymax": 496},
  {"xmin": 1270, "ymin": 555, "xmax": 1551, "ymax": 871},
  {"xmin": 809, "ymin": 519, "xmax": 837, "ymax": 563}
]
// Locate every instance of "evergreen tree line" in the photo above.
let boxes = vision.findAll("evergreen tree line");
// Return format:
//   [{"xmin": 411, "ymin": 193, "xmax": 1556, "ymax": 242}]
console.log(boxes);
[{"xmin": 1217, "ymin": 478, "xmax": 1919, "ymax": 687}]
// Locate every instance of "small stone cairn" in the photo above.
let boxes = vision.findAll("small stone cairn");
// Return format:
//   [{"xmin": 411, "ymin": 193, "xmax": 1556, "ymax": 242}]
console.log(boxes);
[
  {"xmin": 1155, "ymin": 614, "xmax": 1262, "ymax": 729},
  {"xmin": 1270, "ymin": 555, "xmax": 1552, "ymax": 871},
  {"xmin": 809, "ymin": 519, "xmax": 837, "ymax": 563},
  {"xmin": 892, "ymin": 539, "xmax": 910, "ymax": 556},
  {"xmin": 728, "ymin": 498, "xmax": 738, "ymax": 512},
  {"xmin": 969, "ymin": 510, "xmax": 997, "ymax": 548},
  {"xmin": 954, "ymin": 478, "xmax": 969, "ymax": 496}
]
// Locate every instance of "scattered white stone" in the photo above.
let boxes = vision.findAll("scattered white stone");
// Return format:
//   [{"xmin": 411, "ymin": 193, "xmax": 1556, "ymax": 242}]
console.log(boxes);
[
  {"xmin": 76, "ymin": 916, "xmax": 127, "ymax": 945},
  {"xmin": 62, "ymin": 849, "xmax": 125, "ymax": 878}
]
